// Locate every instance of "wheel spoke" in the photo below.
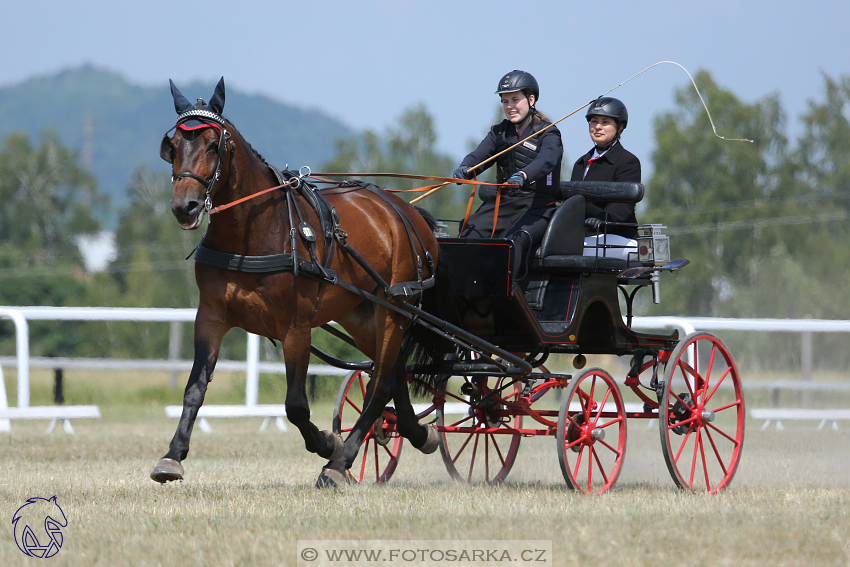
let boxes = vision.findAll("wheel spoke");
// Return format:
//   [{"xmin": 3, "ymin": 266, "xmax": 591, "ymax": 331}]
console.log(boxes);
[
  {"xmin": 591, "ymin": 446, "xmax": 610, "ymax": 485},
  {"xmin": 596, "ymin": 437, "xmax": 621, "ymax": 457},
  {"xmin": 587, "ymin": 376, "xmax": 597, "ymax": 419},
  {"xmin": 488, "ymin": 432, "xmax": 507, "ymax": 466},
  {"xmin": 592, "ymin": 388, "xmax": 613, "ymax": 425},
  {"xmin": 699, "ymin": 430, "xmax": 712, "ymax": 491},
  {"xmin": 666, "ymin": 413, "xmax": 698, "ymax": 432},
  {"xmin": 446, "ymin": 412, "xmax": 476, "ymax": 428},
  {"xmin": 379, "ymin": 440, "xmax": 397, "ymax": 458},
  {"xmin": 573, "ymin": 444, "xmax": 584, "ymax": 479},
  {"xmin": 705, "ymin": 421, "xmax": 740, "ymax": 445},
  {"xmin": 357, "ymin": 436, "xmax": 371, "ymax": 482},
  {"xmin": 597, "ymin": 416, "xmax": 624, "ymax": 430},
  {"xmin": 467, "ymin": 434, "xmax": 481, "ymax": 483},
  {"xmin": 704, "ymin": 366, "xmax": 731, "ymax": 404},
  {"xmin": 703, "ymin": 425, "xmax": 728, "ymax": 475},
  {"xmin": 675, "ymin": 359, "xmax": 699, "ymax": 398},
  {"xmin": 484, "ymin": 434, "xmax": 491, "ymax": 482},
  {"xmin": 450, "ymin": 429, "xmax": 477, "ymax": 466},
  {"xmin": 702, "ymin": 344, "xmax": 717, "ymax": 403},
  {"xmin": 711, "ymin": 399, "xmax": 742, "ymax": 414},
  {"xmin": 344, "ymin": 396, "xmax": 363, "ymax": 415},
  {"xmin": 688, "ymin": 427, "xmax": 701, "ymax": 488},
  {"xmin": 673, "ymin": 426, "xmax": 695, "ymax": 462}
]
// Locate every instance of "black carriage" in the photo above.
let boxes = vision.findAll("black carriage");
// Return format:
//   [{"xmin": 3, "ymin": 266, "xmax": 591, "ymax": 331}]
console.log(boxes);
[{"xmin": 333, "ymin": 181, "xmax": 745, "ymax": 494}]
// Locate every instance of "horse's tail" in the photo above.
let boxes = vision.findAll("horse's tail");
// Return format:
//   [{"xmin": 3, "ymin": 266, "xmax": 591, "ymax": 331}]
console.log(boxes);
[
  {"xmin": 413, "ymin": 206, "xmax": 438, "ymax": 232},
  {"xmin": 401, "ymin": 207, "xmax": 456, "ymax": 396}
]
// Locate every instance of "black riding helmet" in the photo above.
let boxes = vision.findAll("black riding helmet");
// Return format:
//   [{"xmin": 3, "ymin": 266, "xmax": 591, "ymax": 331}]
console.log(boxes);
[
  {"xmin": 585, "ymin": 97, "xmax": 628, "ymax": 130},
  {"xmin": 495, "ymin": 70, "xmax": 540, "ymax": 113}
]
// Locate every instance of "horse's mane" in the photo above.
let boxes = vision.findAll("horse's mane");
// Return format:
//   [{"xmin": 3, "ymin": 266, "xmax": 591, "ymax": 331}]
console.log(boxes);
[{"xmin": 224, "ymin": 117, "xmax": 270, "ymax": 167}]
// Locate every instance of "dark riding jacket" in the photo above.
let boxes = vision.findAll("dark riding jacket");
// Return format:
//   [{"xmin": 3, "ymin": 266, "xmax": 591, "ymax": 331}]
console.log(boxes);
[
  {"xmin": 460, "ymin": 115, "xmax": 563, "ymax": 238},
  {"xmin": 462, "ymin": 115, "xmax": 562, "ymax": 204},
  {"xmin": 571, "ymin": 142, "xmax": 641, "ymax": 239}
]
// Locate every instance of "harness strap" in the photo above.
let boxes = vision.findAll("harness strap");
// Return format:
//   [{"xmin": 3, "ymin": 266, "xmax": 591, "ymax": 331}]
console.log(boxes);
[{"xmin": 358, "ymin": 184, "xmax": 435, "ymax": 283}]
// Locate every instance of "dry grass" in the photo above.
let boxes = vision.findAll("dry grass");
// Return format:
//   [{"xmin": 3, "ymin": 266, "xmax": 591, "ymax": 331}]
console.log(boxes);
[{"xmin": 1, "ymin": 405, "xmax": 849, "ymax": 566}]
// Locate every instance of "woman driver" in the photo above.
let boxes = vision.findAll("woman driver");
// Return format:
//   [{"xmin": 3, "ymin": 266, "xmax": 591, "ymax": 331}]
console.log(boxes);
[
  {"xmin": 452, "ymin": 70, "xmax": 563, "ymax": 276},
  {"xmin": 571, "ymin": 97, "xmax": 641, "ymax": 260}
]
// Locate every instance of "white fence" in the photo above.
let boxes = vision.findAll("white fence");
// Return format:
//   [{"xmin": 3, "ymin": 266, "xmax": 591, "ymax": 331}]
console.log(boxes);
[
  {"xmin": 0, "ymin": 306, "xmax": 349, "ymax": 410},
  {"xmin": 1, "ymin": 307, "xmax": 849, "ymax": 431}
]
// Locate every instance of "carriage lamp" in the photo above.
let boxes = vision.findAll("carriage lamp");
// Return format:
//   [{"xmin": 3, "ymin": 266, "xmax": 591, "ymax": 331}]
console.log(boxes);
[
  {"xmin": 434, "ymin": 221, "xmax": 450, "ymax": 239},
  {"xmin": 637, "ymin": 224, "xmax": 670, "ymax": 267},
  {"xmin": 637, "ymin": 225, "xmax": 670, "ymax": 304}
]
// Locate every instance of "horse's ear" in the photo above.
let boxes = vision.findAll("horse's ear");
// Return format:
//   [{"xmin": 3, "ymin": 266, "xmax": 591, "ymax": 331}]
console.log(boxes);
[
  {"xmin": 209, "ymin": 77, "xmax": 226, "ymax": 115},
  {"xmin": 170, "ymin": 79, "xmax": 193, "ymax": 114}
]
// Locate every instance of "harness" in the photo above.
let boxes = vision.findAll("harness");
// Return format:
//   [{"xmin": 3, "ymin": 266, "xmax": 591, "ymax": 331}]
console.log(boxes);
[{"xmin": 193, "ymin": 177, "xmax": 437, "ymax": 316}]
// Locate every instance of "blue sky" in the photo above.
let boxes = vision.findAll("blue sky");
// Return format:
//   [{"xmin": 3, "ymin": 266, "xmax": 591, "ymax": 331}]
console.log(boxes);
[{"xmin": 3, "ymin": 0, "xmax": 848, "ymax": 177}]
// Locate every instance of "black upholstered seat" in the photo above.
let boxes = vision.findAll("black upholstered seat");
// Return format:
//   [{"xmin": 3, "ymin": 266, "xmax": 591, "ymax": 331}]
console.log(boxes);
[{"xmin": 527, "ymin": 181, "xmax": 645, "ymax": 274}]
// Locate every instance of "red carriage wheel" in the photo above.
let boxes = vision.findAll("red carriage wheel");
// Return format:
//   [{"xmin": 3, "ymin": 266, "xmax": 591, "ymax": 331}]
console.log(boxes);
[
  {"xmin": 659, "ymin": 332, "xmax": 745, "ymax": 493},
  {"xmin": 332, "ymin": 370, "xmax": 402, "ymax": 484},
  {"xmin": 436, "ymin": 373, "xmax": 522, "ymax": 484},
  {"xmin": 556, "ymin": 368, "xmax": 627, "ymax": 494}
]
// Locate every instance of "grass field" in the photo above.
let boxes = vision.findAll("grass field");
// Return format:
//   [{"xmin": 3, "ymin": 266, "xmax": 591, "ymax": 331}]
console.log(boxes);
[{"xmin": 2, "ymin": 367, "xmax": 850, "ymax": 566}]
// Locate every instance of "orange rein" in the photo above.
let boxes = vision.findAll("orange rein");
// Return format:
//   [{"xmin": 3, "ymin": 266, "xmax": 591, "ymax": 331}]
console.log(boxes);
[
  {"xmin": 310, "ymin": 172, "xmax": 517, "ymax": 237},
  {"xmin": 207, "ymin": 171, "xmax": 516, "ymax": 238},
  {"xmin": 207, "ymin": 178, "xmax": 299, "ymax": 215}
]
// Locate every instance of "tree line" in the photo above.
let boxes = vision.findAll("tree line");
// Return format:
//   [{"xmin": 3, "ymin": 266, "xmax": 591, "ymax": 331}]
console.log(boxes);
[{"xmin": 1, "ymin": 71, "xmax": 848, "ymax": 369}]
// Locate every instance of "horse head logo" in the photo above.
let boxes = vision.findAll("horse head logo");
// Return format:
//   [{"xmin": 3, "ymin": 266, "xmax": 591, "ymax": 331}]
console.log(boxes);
[{"xmin": 12, "ymin": 496, "xmax": 67, "ymax": 558}]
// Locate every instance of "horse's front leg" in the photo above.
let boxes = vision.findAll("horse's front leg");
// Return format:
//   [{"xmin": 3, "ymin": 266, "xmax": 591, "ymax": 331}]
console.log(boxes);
[
  {"xmin": 151, "ymin": 317, "xmax": 229, "ymax": 483},
  {"xmin": 283, "ymin": 332, "xmax": 345, "ymax": 463}
]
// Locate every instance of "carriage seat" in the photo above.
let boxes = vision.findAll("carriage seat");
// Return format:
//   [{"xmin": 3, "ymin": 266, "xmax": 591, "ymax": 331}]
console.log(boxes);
[{"xmin": 527, "ymin": 181, "xmax": 645, "ymax": 273}]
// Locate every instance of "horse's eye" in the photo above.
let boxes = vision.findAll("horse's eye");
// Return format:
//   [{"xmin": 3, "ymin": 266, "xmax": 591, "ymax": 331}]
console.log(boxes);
[{"xmin": 207, "ymin": 142, "xmax": 219, "ymax": 153}]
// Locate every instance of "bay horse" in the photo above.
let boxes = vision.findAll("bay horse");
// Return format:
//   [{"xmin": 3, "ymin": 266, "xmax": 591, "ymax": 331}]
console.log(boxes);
[{"xmin": 151, "ymin": 78, "xmax": 441, "ymax": 487}]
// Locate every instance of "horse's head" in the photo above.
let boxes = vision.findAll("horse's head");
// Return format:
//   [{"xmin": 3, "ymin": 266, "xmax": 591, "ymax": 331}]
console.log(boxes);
[{"xmin": 161, "ymin": 77, "xmax": 232, "ymax": 230}]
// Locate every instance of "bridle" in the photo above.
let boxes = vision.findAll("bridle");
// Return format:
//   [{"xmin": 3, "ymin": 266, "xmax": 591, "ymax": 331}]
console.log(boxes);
[{"xmin": 160, "ymin": 108, "xmax": 233, "ymax": 213}]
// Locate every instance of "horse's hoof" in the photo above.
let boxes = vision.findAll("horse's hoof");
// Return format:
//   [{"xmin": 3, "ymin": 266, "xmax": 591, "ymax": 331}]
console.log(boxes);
[
  {"xmin": 417, "ymin": 424, "xmax": 440, "ymax": 455},
  {"xmin": 321, "ymin": 430, "xmax": 345, "ymax": 460},
  {"xmin": 316, "ymin": 467, "xmax": 349, "ymax": 489},
  {"xmin": 150, "ymin": 458, "xmax": 184, "ymax": 483},
  {"xmin": 372, "ymin": 414, "xmax": 391, "ymax": 446}
]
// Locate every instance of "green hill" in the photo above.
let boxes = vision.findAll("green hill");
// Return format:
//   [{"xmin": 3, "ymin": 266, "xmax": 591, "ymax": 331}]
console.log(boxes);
[{"xmin": 0, "ymin": 65, "xmax": 353, "ymax": 211}]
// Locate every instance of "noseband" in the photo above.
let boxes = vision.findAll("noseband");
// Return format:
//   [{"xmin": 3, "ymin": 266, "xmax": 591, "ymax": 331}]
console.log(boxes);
[{"xmin": 160, "ymin": 109, "xmax": 233, "ymax": 212}]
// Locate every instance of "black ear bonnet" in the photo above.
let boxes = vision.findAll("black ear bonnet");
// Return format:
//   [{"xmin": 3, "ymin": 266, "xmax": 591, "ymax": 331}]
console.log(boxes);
[{"xmin": 160, "ymin": 77, "xmax": 228, "ymax": 164}]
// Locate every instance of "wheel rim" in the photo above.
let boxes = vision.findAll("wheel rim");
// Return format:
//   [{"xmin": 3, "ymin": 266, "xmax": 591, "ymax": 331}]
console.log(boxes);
[
  {"xmin": 332, "ymin": 370, "xmax": 402, "ymax": 484},
  {"xmin": 556, "ymin": 368, "xmax": 627, "ymax": 494},
  {"xmin": 437, "ymin": 374, "xmax": 522, "ymax": 484},
  {"xmin": 659, "ymin": 333, "xmax": 745, "ymax": 493}
]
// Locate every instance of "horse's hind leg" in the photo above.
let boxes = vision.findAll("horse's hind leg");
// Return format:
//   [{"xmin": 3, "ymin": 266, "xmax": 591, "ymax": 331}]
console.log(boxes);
[
  {"xmin": 318, "ymin": 361, "xmax": 396, "ymax": 487},
  {"xmin": 389, "ymin": 358, "xmax": 439, "ymax": 454},
  {"xmin": 317, "ymin": 305, "xmax": 437, "ymax": 487},
  {"xmin": 283, "ymin": 330, "xmax": 344, "ymax": 462},
  {"xmin": 151, "ymin": 316, "xmax": 229, "ymax": 483}
]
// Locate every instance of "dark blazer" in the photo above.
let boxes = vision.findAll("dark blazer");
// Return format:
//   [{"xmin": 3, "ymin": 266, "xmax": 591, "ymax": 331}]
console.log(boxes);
[{"xmin": 570, "ymin": 142, "xmax": 641, "ymax": 239}]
